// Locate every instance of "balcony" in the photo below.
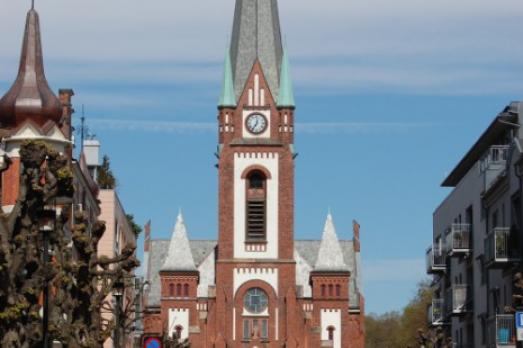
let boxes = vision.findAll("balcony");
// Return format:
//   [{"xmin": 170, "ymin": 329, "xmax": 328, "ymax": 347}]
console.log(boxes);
[
  {"xmin": 446, "ymin": 224, "xmax": 472, "ymax": 255},
  {"xmin": 481, "ymin": 145, "xmax": 510, "ymax": 192},
  {"xmin": 487, "ymin": 315, "xmax": 516, "ymax": 348},
  {"xmin": 428, "ymin": 299, "xmax": 446, "ymax": 326},
  {"xmin": 445, "ymin": 285, "xmax": 470, "ymax": 315},
  {"xmin": 485, "ymin": 227, "xmax": 520, "ymax": 267},
  {"xmin": 426, "ymin": 245, "xmax": 446, "ymax": 274}
]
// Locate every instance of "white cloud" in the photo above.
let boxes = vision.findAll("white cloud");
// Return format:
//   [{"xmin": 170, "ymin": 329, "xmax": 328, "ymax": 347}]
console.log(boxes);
[
  {"xmin": 88, "ymin": 118, "xmax": 431, "ymax": 135},
  {"xmin": 0, "ymin": 0, "xmax": 521, "ymax": 95}
]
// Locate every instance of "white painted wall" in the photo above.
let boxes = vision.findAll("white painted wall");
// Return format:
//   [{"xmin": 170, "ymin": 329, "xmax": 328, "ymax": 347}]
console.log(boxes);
[
  {"xmin": 233, "ymin": 152, "xmax": 279, "ymax": 259},
  {"xmin": 321, "ymin": 309, "xmax": 341, "ymax": 348},
  {"xmin": 168, "ymin": 308, "xmax": 190, "ymax": 340},
  {"xmin": 233, "ymin": 267, "xmax": 278, "ymax": 297},
  {"xmin": 197, "ymin": 249, "xmax": 215, "ymax": 297}
]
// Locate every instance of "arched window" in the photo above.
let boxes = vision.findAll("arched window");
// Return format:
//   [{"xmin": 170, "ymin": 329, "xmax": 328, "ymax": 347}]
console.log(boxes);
[
  {"xmin": 246, "ymin": 170, "xmax": 267, "ymax": 241},
  {"xmin": 327, "ymin": 326, "xmax": 335, "ymax": 341},
  {"xmin": 176, "ymin": 284, "xmax": 182, "ymax": 297},
  {"xmin": 335, "ymin": 284, "xmax": 341, "ymax": 297},
  {"xmin": 169, "ymin": 283, "xmax": 175, "ymax": 297},
  {"xmin": 321, "ymin": 284, "xmax": 326, "ymax": 297},
  {"xmin": 175, "ymin": 325, "xmax": 183, "ymax": 339},
  {"xmin": 183, "ymin": 284, "xmax": 189, "ymax": 297},
  {"xmin": 328, "ymin": 284, "xmax": 333, "ymax": 297}
]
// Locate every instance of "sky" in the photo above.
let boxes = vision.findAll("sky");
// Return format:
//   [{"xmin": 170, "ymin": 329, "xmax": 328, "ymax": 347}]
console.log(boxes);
[{"xmin": 1, "ymin": 0, "xmax": 523, "ymax": 315}]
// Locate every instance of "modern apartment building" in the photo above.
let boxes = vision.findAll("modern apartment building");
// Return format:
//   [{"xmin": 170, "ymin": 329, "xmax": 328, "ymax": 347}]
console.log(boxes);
[{"xmin": 427, "ymin": 101, "xmax": 523, "ymax": 347}]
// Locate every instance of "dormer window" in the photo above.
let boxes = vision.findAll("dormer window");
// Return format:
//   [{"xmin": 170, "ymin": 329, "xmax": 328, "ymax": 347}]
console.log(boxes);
[{"xmin": 246, "ymin": 170, "xmax": 267, "ymax": 241}]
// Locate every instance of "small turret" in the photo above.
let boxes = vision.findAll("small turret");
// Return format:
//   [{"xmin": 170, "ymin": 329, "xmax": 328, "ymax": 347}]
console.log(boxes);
[
  {"xmin": 315, "ymin": 213, "xmax": 348, "ymax": 271},
  {"xmin": 161, "ymin": 211, "xmax": 196, "ymax": 272},
  {"xmin": 0, "ymin": 6, "xmax": 62, "ymax": 128}
]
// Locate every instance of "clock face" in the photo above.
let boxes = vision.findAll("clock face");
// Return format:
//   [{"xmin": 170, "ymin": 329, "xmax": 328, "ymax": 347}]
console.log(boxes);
[{"xmin": 246, "ymin": 113, "xmax": 268, "ymax": 135}]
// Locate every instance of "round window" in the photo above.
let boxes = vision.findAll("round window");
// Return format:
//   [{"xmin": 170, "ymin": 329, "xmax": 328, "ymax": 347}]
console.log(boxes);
[{"xmin": 243, "ymin": 288, "xmax": 269, "ymax": 314}]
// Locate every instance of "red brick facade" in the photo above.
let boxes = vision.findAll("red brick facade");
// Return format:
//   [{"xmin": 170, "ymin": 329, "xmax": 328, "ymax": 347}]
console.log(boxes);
[{"xmin": 142, "ymin": 56, "xmax": 365, "ymax": 347}]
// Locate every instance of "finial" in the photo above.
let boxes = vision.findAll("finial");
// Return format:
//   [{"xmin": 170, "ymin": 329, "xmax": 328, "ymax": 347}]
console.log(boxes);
[{"xmin": 31, "ymin": 0, "xmax": 34, "ymax": 10}]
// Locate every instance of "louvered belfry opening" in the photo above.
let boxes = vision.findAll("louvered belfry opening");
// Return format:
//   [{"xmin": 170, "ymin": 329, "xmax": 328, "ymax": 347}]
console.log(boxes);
[{"xmin": 246, "ymin": 170, "xmax": 267, "ymax": 241}]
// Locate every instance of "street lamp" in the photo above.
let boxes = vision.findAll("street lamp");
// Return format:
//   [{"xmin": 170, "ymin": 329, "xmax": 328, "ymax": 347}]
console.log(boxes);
[
  {"xmin": 113, "ymin": 280, "xmax": 125, "ymax": 348},
  {"xmin": 39, "ymin": 204, "xmax": 56, "ymax": 348}
]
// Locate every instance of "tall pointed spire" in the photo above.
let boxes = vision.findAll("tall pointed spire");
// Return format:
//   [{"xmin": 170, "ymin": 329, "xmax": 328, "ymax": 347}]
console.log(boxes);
[
  {"xmin": 230, "ymin": 0, "xmax": 283, "ymax": 100},
  {"xmin": 0, "ymin": 7, "xmax": 62, "ymax": 128},
  {"xmin": 315, "ymin": 213, "xmax": 347, "ymax": 271},
  {"xmin": 218, "ymin": 50, "xmax": 237, "ymax": 108},
  {"xmin": 277, "ymin": 46, "xmax": 295, "ymax": 108},
  {"xmin": 161, "ymin": 211, "xmax": 196, "ymax": 272}
]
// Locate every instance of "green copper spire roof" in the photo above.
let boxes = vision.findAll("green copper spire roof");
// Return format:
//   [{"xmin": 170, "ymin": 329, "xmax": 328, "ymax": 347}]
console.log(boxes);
[
  {"xmin": 218, "ymin": 50, "xmax": 236, "ymax": 107},
  {"xmin": 277, "ymin": 47, "xmax": 295, "ymax": 108}
]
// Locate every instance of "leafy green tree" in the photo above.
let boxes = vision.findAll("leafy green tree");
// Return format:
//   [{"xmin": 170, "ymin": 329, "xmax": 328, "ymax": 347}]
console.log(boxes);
[
  {"xmin": 97, "ymin": 155, "xmax": 116, "ymax": 189},
  {"xmin": 126, "ymin": 214, "xmax": 142, "ymax": 237},
  {"xmin": 365, "ymin": 279, "xmax": 438, "ymax": 348}
]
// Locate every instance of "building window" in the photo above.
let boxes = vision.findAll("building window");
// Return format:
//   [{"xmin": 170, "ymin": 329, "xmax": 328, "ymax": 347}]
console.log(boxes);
[
  {"xmin": 327, "ymin": 326, "xmax": 335, "ymax": 341},
  {"xmin": 184, "ymin": 284, "xmax": 189, "ymax": 297},
  {"xmin": 176, "ymin": 284, "xmax": 182, "ymax": 297},
  {"xmin": 169, "ymin": 283, "xmax": 175, "ymax": 297},
  {"xmin": 243, "ymin": 319, "xmax": 250, "ymax": 340},
  {"xmin": 321, "ymin": 285, "xmax": 326, "ymax": 297},
  {"xmin": 328, "ymin": 284, "xmax": 333, "ymax": 296},
  {"xmin": 244, "ymin": 288, "xmax": 268, "ymax": 314},
  {"xmin": 335, "ymin": 284, "xmax": 341, "ymax": 297},
  {"xmin": 243, "ymin": 318, "xmax": 269, "ymax": 340},
  {"xmin": 246, "ymin": 170, "xmax": 267, "ymax": 241}
]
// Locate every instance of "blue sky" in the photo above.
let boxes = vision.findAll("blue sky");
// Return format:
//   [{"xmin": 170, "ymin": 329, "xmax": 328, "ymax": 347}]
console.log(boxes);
[{"xmin": 1, "ymin": 0, "xmax": 523, "ymax": 314}]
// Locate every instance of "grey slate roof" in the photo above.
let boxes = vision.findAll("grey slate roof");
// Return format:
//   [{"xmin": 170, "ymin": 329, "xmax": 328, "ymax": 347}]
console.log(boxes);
[
  {"xmin": 314, "ymin": 214, "xmax": 348, "ymax": 271},
  {"xmin": 146, "ymin": 238, "xmax": 361, "ymax": 308},
  {"xmin": 161, "ymin": 213, "xmax": 197, "ymax": 272},
  {"xmin": 230, "ymin": 0, "xmax": 283, "ymax": 100},
  {"xmin": 147, "ymin": 239, "xmax": 216, "ymax": 307}
]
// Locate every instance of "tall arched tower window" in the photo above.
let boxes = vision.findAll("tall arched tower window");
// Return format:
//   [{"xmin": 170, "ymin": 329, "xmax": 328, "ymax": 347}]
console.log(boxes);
[{"xmin": 246, "ymin": 170, "xmax": 267, "ymax": 241}]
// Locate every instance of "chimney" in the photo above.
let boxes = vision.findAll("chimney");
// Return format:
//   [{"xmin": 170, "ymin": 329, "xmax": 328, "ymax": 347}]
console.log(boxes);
[
  {"xmin": 83, "ymin": 139, "xmax": 100, "ymax": 179},
  {"xmin": 353, "ymin": 220, "xmax": 361, "ymax": 252},
  {"xmin": 59, "ymin": 89, "xmax": 74, "ymax": 141}
]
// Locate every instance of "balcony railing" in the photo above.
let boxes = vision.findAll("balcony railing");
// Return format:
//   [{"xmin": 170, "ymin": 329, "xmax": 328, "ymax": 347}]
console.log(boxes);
[
  {"xmin": 445, "ymin": 285, "xmax": 470, "ymax": 315},
  {"xmin": 426, "ymin": 245, "xmax": 446, "ymax": 273},
  {"xmin": 485, "ymin": 227, "xmax": 520, "ymax": 267},
  {"xmin": 481, "ymin": 145, "xmax": 510, "ymax": 192},
  {"xmin": 487, "ymin": 315, "xmax": 516, "ymax": 348},
  {"xmin": 446, "ymin": 224, "xmax": 472, "ymax": 255},
  {"xmin": 428, "ymin": 299, "xmax": 446, "ymax": 326}
]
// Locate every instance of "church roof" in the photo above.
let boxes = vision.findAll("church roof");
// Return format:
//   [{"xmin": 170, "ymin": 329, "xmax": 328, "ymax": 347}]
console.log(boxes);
[
  {"xmin": 314, "ymin": 213, "xmax": 348, "ymax": 272},
  {"xmin": 0, "ymin": 6, "xmax": 62, "ymax": 128},
  {"xmin": 277, "ymin": 47, "xmax": 295, "ymax": 108},
  {"xmin": 230, "ymin": 0, "xmax": 283, "ymax": 101},
  {"xmin": 218, "ymin": 50, "xmax": 237, "ymax": 108},
  {"xmin": 160, "ymin": 212, "xmax": 197, "ymax": 272},
  {"xmin": 146, "ymin": 237, "xmax": 362, "ymax": 309}
]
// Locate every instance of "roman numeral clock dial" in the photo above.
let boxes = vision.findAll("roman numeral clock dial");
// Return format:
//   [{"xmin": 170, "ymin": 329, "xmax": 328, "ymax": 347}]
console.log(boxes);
[{"xmin": 246, "ymin": 113, "xmax": 268, "ymax": 135}]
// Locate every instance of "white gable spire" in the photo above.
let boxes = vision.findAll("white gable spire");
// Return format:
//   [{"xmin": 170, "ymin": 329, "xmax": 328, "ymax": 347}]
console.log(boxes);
[
  {"xmin": 314, "ymin": 213, "xmax": 347, "ymax": 271},
  {"xmin": 161, "ymin": 211, "xmax": 196, "ymax": 272}
]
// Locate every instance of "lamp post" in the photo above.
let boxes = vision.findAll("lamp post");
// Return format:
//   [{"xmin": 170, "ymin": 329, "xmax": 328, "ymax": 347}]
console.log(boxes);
[
  {"xmin": 39, "ymin": 204, "xmax": 56, "ymax": 348},
  {"xmin": 113, "ymin": 280, "xmax": 125, "ymax": 348}
]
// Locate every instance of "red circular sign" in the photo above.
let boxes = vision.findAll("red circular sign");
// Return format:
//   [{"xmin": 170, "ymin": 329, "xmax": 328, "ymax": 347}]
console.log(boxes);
[{"xmin": 144, "ymin": 337, "xmax": 161, "ymax": 348}]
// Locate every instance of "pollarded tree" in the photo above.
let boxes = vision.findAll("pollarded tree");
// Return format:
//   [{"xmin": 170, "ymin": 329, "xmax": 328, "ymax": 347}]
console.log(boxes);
[{"xmin": 0, "ymin": 141, "xmax": 139, "ymax": 348}]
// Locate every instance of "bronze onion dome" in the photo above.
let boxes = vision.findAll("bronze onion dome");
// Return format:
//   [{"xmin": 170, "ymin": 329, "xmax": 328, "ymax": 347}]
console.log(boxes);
[{"xmin": 0, "ymin": 7, "xmax": 62, "ymax": 128}]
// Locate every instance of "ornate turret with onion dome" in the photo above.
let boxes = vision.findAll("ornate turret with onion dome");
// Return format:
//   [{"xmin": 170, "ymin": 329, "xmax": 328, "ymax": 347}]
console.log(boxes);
[{"xmin": 0, "ymin": 4, "xmax": 63, "ymax": 129}]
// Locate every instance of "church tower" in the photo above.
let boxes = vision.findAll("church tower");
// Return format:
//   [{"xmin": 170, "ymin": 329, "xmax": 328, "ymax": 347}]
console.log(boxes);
[
  {"xmin": 142, "ymin": 1, "xmax": 365, "ymax": 347},
  {"xmin": 215, "ymin": 0, "xmax": 297, "ymax": 345}
]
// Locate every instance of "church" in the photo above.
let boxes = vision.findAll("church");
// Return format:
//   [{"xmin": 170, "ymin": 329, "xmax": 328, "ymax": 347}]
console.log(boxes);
[{"xmin": 142, "ymin": 0, "xmax": 365, "ymax": 347}]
